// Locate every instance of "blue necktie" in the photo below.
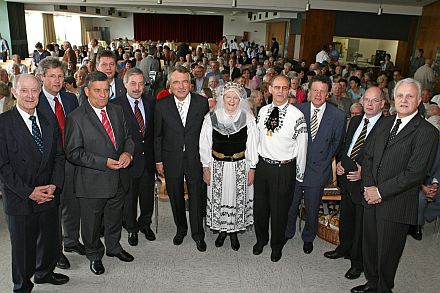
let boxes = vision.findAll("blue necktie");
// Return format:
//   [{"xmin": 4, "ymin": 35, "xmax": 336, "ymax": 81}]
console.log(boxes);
[{"xmin": 29, "ymin": 115, "xmax": 43, "ymax": 153}]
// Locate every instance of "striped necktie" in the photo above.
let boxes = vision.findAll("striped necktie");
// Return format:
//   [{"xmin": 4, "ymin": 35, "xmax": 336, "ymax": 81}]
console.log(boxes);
[
  {"xmin": 29, "ymin": 115, "xmax": 43, "ymax": 153},
  {"xmin": 350, "ymin": 118, "xmax": 369, "ymax": 160},
  {"xmin": 100, "ymin": 109, "xmax": 116, "ymax": 148},
  {"xmin": 177, "ymin": 101, "xmax": 186, "ymax": 126},
  {"xmin": 310, "ymin": 108, "xmax": 320, "ymax": 140},
  {"xmin": 387, "ymin": 118, "xmax": 402, "ymax": 144},
  {"xmin": 134, "ymin": 100, "xmax": 145, "ymax": 135}
]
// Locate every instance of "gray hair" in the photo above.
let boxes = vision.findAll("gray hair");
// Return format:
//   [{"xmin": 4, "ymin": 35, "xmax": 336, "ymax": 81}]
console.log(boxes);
[
  {"xmin": 393, "ymin": 78, "xmax": 422, "ymax": 100},
  {"xmin": 123, "ymin": 67, "xmax": 145, "ymax": 84},
  {"xmin": 85, "ymin": 71, "xmax": 108, "ymax": 89},
  {"xmin": 12, "ymin": 73, "xmax": 41, "ymax": 91},
  {"xmin": 284, "ymin": 62, "xmax": 292, "ymax": 69},
  {"xmin": 168, "ymin": 65, "xmax": 190, "ymax": 83},
  {"xmin": 38, "ymin": 57, "xmax": 67, "ymax": 77},
  {"xmin": 350, "ymin": 102, "xmax": 363, "ymax": 112}
]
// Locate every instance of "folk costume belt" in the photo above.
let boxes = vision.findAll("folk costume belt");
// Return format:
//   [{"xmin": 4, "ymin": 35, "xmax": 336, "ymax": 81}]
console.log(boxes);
[
  {"xmin": 212, "ymin": 150, "xmax": 245, "ymax": 162},
  {"xmin": 260, "ymin": 156, "xmax": 295, "ymax": 166}
]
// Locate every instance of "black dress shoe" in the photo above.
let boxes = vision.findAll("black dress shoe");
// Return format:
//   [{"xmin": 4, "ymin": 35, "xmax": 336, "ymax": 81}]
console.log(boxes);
[
  {"xmin": 34, "ymin": 272, "xmax": 69, "ymax": 285},
  {"xmin": 215, "ymin": 232, "xmax": 227, "ymax": 247},
  {"xmin": 90, "ymin": 260, "xmax": 105, "ymax": 275},
  {"xmin": 128, "ymin": 232, "xmax": 138, "ymax": 246},
  {"xmin": 195, "ymin": 239, "xmax": 207, "ymax": 252},
  {"xmin": 106, "ymin": 250, "xmax": 134, "ymax": 262},
  {"xmin": 252, "ymin": 243, "xmax": 265, "ymax": 255},
  {"xmin": 230, "ymin": 233, "xmax": 240, "ymax": 251},
  {"xmin": 173, "ymin": 233, "xmax": 186, "ymax": 245},
  {"xmin": 56, "ymin": 253, "xmax": 70, "ymax": 270},
  {"xmin": 270, "ymin": 249, "xmax": 282, "ymax": 262},
  {"xmin": 323, "ymin": 250, "xmax": 347, "ymax": 259},
  {"xmin": 140, "ymin": 227, "xmax": 156, "ymax": 241},
  {"xmin": 345, "ymin": 267, "xmax": 363, "ymax": 280},
  {"xmin": 351, "ymin": 283, "xmax": 376, "ymax": 293},
  {"xmin": 409, "ymin": 225, "xmax": 423, "ymax": 241},
  {"xmin": 303, "ymin": 241, "xmax": 313, "ymax": 254},
  {"xmin": 64, "ymin": 243, "xmax": 86, "ymax": 255}
]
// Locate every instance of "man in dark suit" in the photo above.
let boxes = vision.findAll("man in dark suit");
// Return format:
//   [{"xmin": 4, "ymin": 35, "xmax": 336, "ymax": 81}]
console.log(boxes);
[
  {"xmin": 285, "ymin": 75, "xmax": 346, "ymax": 254},
  {"xmin": 324, "ymin": 87, "xmax": 385, "ymax": 280},
  {"xmin": 112, "ymin": 68, "xmax": 156, "ymax": 246},
  {"xmin": 79, "ymin": 50, "xmax": 126, "ymax": 105},
  {"xmin": 154, "ymin": 66, "xmax": 209, "ymax": 252},
  {"xmin": 37, "ymin": 57, "xmax": 83, "ymax": 270},
  {"xmin": 226, "ymin": 58, "xmax": 242, "ymax": 82},
  {"xmin": 351, "ymin": 78, "xmax": 439, "ymax": 293},
  {"xmin": 64, "ymin": 71, "xmax": 135, "ymax": 275},
  {"xmin": 0, "ymin": 74, "xmax": 69, "ymax": 292}
]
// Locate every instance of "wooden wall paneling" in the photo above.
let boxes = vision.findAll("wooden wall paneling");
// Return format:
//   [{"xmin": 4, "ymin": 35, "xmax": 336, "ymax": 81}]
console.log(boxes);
[
  {"xmin": 266, "ymin": 21, "xmax": 287, "ymax": 57},
  {"xmin": 395, "ymin": 16, "xmax": 418, "ymax": 77},
  {"xmin": 299, "ymin": 10, "xmax": 336, "ymax": 65}
]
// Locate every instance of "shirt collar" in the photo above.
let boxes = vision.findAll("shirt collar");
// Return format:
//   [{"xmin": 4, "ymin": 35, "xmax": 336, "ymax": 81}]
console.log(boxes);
[
  {"xmin": 42, "ymin": 87, "xmax": 60, "ymax": 101},
  {"xmin": 271, "ymin": 100, "xmax": 289, "ymax": 109},
  {"xmin": 174, "ymin": 92, "xmax": 191, "ymax": 104},
  {"xmin": 127, "ymin": 94, "xmax": 142, "ymax": 105},
  {"xmin": 311, "ymin": 102, "xmax": 326, "ymax": 112},
  {"xmin": 16, "ymin": 105, "xmax": 37, "ymax": 120},
  {"xmin": 396, "ymin": 110, "xmax": 418, "ymax": 124},
  {"xmin": 364, "ymin": 112, "xmax": 382, "ymax": 125},
  {"xmin": 88, "ymin": 100, "xmax": 107, "ymax": 114}
]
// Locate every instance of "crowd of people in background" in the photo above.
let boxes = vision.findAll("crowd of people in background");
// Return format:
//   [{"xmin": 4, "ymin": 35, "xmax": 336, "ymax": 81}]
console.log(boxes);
[{"xmin": 0, "ymin": 35, "xmax": 440, "ymax": 293}]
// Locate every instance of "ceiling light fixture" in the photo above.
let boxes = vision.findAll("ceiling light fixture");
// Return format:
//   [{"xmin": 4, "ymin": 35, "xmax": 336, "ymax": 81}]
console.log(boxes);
[
  {"xmin": 157, "ymin": 0, "xmax": 162, "ymax": 4},
  {"xmin": 305, "ymin": 0, "xmax": 311, "ymax": 12},
  {"xmin": 377, "ymin": 0, "xmax": 383, "ymax": 15},
  {"xmin": 232, "ymin": 0, "xmax": 237, "ymax": 7}
]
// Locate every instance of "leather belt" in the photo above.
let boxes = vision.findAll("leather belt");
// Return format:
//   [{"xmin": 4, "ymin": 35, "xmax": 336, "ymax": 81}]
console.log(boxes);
[
  {"xmin": 260, "ymin": 156, "xmax": 295, "ymax": 165},
  {"xmin": 212, "ymin": 150, "xmax": 245, "ymax": 162}
]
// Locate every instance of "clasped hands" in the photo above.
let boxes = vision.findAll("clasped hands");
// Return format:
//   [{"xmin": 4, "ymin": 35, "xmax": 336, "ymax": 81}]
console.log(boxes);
[
  {"xmin": 29, "ymin": 184, "xmax": 56, "ymax": 205},
  {"xmin": 364, "ymin": 186, "xmax": 382, "ymax": 205},
  {"xmin": 106, "ymin": 152, "xmax": 132, "ymax": 170},
  {"xmin": 336, "ymin": 161, "xmax": 362, "ymax": 182},
  {"xmin": 421, "ymin": 184, "xmax": 438, "ymax": 201}
]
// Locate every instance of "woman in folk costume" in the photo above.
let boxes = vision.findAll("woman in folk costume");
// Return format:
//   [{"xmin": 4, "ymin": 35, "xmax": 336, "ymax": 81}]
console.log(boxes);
[{"xmin": 199, "ymin": 82, "xmax": 259, "ymax": 251}]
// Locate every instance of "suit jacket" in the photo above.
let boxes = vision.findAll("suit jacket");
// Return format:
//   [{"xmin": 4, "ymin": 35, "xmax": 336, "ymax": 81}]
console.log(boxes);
[
  {"xmin": 338, "ymin": 114, "xmax": 383, "ymax": 204},
  {"xmin": 89, "ymin": 46, "xmax": 104, "ymax": 62},
  {"xmin": 111, "ymin": 94, "xmax": 156, "ymax": 178},
  {"xmin": 38, "ymin": 91, "xmax": 79, "ymax": 118},
  {"xmin": 79, "ymin": 77, "xmax": 126, "ymax": 106},
  {"xmin": 62, "ymin": 48, "xmax": 77, "ymax": 64},
  {"xmin": 296, "ymin": 102, "xmax": 346, "ymax": 187},
  {"xmin": 362, "ymin": 114, "xmax": 439, "ymax": 224},
  {"xmin": 154, "ymin": 93, "xmax": 209, "ymax": 178},
  {"xmin": 0, "ymin": 108, "xmax": 65, "ymax": 215},
  {"xmin": 64, "ymin": 102, "xmax": 135, "ymax": 199}
]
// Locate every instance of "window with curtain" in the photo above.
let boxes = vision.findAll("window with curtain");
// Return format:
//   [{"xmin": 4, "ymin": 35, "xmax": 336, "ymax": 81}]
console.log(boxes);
[{"xmin": 53, "ymin": 15, "xmax": 82, "ymax": 47}]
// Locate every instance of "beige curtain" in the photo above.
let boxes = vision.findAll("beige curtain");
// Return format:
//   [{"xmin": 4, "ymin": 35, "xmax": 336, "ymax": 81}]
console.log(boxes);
[
  {"xmin": 42, "ymin": 13, "xmax": 56, "ymax": 45},
  {"xmin": 80, "ymin": 17, "xmax": 88, "ymax": 46}
]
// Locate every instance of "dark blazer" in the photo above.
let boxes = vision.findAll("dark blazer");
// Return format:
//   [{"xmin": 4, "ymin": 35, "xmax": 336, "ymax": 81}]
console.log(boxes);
[
  {"xmin": 79, "ymin": 77, "xmax": 126, "ymax": 106},
  {"xmin": 38, "ymin": 91, "xmax": 79, "ymax": 118},
  {"xmin": 338, "ymin": 114, "xmax": 383, "ymax": 204},
  {"xmin": 64, "ymin": 102, "xmax": 135, "ymax": 199},
  {"xmin": 0, "ymin": 108, "xmax": 65, "ymax": 215},
  {"xmin": 296, "ymin": 102, "xmax": 346, "ymax": 187},
  {"xmin": 111, "ymin": 94, "xmax": 156, "ymax": 178},
  {"xmin": 154, "ymin": 93, "xmax": 209, "ymax": 178},
  {"xmin": 362, "ymin": 114, "xmax": 439, "ymax": 224}
]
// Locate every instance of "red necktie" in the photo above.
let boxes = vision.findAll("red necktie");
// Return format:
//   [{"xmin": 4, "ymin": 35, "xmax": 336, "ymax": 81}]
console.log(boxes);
[
  {"xmin": 134, "ymin": 100, "xmax": 145, "ymax": 136},
  {"xmin": 53, "ymin": 96, "xmax": 65, "ymax": 144},
  {"xmin": 100, "ymin": 109, "xmax": 116, "ymax": 148}
]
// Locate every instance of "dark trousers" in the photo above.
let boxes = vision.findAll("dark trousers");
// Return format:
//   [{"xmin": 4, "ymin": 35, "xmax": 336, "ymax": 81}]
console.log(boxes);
[
  {"xmin": 338, "ymin": 190, "xmax": 364, "ymax": 270},
  {"xmin": 123, "ymin": 170, "xmax": 155, "ymax": 233},
  {"xmin": 7, "ymin": 207, "xmax": 59, "ymax": 292},
  {"xmin": 254, "ymin": 159, "xmax": 296, "ymax": 250},
  {"xmin": 59, "ymin": 168, "xmax": 81, "ymax": 248},
  {"xmin": 286, "ymin": 184, "xmax": 324, "ymax": 242},
  {"xmin": 363, "ymin": 206, "xmax": 409, "ymax": 293},
  {"xmin": 78, "ymin": 183, "xmax": 125, "ymax": 261},
  {"xmin": 166, "ymin": 172, "xmax": 205, "ymax": 241}
]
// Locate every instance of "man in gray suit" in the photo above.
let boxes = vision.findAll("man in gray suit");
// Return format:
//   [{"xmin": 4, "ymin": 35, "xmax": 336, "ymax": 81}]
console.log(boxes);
[
  {"xmin": 139, "ymin": 45, "xmax": 160, "ymax": 90},
  {"xmin": 65, "ymin": 71, "xmax": 135, "ymax": 275},
  {"xmin": 351, "ymin": 78, "xmax": 439, "ymax": 293}
]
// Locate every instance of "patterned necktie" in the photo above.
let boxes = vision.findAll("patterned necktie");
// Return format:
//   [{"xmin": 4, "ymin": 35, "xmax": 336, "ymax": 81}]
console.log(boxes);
[
  {"xmin": 350, "ymin": 118, "xmax": 369, "ymax": 160},
  {"xmin": 387, "ymin": 118, "xmax": 402, "ymax": 144},
  {"xmin": 100, "ymin": 109, "xmax": 116, "ymax": 148},
  {"xmin": 177, "ymin": 101, "xmax": 186, "ymax": 126},
  {"xmin": 310, "ymin": 108, "xmax": 320, "ymax": 140},
  {"xmin": 29, "ymin": 115, "xmax": 43, "ymax": 153},
  {"xmin": 53, "ymin": 96, "xmax": 65, "ymax": 144},
  {"xmin": 134, "ymin": 100, "xmax": 145, "ymax": 136}
]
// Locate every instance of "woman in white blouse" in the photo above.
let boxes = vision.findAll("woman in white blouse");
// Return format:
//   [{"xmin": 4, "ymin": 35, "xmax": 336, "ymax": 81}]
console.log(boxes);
[{"xmin": 199, "ymin": 82, "xmax": 259, "ymax": 251}]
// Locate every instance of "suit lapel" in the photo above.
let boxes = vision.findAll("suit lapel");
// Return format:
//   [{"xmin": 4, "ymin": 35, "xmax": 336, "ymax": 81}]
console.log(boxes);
[
  {"xmin": 387, "ymin": 114, "xmax": 420, "ymax": 148},
  {"xmin": 37, "ymin": 110, "xmax": 54, "ymax": 171},
  {"xmin": 169, "ymin": 96, "xmax": 184, "ymax": 129},
  {"xmin": 106, "ymin": 105, "xmax": 121, "ymax": 150},
  {"xmin": 11, "ymin": 108, "xmax": 40, "ymax": 157},
  {"xmin": 185, "ymin": 94, "xmax": 197, "ymax": 130},
  {"xmin": 315, "ymin": 103, "xmax": 331, "ymax": 140},
  {"xmin": 141, "ymin": 95, "xmax": 150, "ymax": 131}
]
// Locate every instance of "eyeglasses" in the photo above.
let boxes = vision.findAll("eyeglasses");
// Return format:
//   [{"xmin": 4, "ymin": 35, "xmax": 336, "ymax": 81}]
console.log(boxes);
[
  {"xmin": 363, "ymin": 98, "xmax": 381, "ymax": 104},
  {"xmin": 271, "ymin": 85, "xmax": 289, "ymax": 92},
  {"xmin": 311, "ymin": 89, "xmax": 328, "ymax": 95}
]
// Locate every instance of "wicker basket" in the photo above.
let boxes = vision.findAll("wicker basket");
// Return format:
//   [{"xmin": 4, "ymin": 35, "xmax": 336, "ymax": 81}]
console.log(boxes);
[{"xmin": 317, "ymin": 212, "xmax": 340, "ymax": 245}]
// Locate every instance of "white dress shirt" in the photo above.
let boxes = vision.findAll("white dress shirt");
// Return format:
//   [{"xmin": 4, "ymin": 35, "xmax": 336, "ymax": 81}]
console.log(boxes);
[
  {"xmin": 0, "ymin": 98, "xmax": 4, "ymax": 114},
  {"xmin": 257, "ymin": 101, "xmax": 308, "ymax": 182},
  {"xmin": 16, "ymin": 106, "xmax": 40, "ymax": 134},
  {"xmin": 127, "ymin": 94, "xmax": 145, "ymax": 125},
  {"xmin": 174, "ymin": 93, "xmax": 191, "ymax": 126},
  {"xmin": 347, "ymin": 112, "xmax": 382, "ymax": 156},
  {"xmin": 42, "ymin": 87, "xmax": 64, "ymax": 114},
  {"xmin": 394, "ymin": 111, "xmax": 419, "ymax": 135},
  {"xmin": 109, "ymin": 78, "xmax": 116, "ymax": 100}
]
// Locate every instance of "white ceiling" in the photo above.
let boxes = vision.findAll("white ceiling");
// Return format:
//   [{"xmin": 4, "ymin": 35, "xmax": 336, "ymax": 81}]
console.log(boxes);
[{"xmin": 7, "ymin": 0, "xmax": 438, "ymax": 15}]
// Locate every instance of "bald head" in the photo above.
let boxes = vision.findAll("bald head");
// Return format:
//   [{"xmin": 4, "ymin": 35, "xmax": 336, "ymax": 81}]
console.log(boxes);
[{"xmin": 362, "ymin": 86, "xmax": 385, "ymax": 118}]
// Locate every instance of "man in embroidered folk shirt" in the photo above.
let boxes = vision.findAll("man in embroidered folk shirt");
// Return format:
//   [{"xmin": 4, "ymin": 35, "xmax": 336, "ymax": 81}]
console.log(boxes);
[{"xmin": 253, "ymin": 75, "xmax": 308, "ymax": 262}]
